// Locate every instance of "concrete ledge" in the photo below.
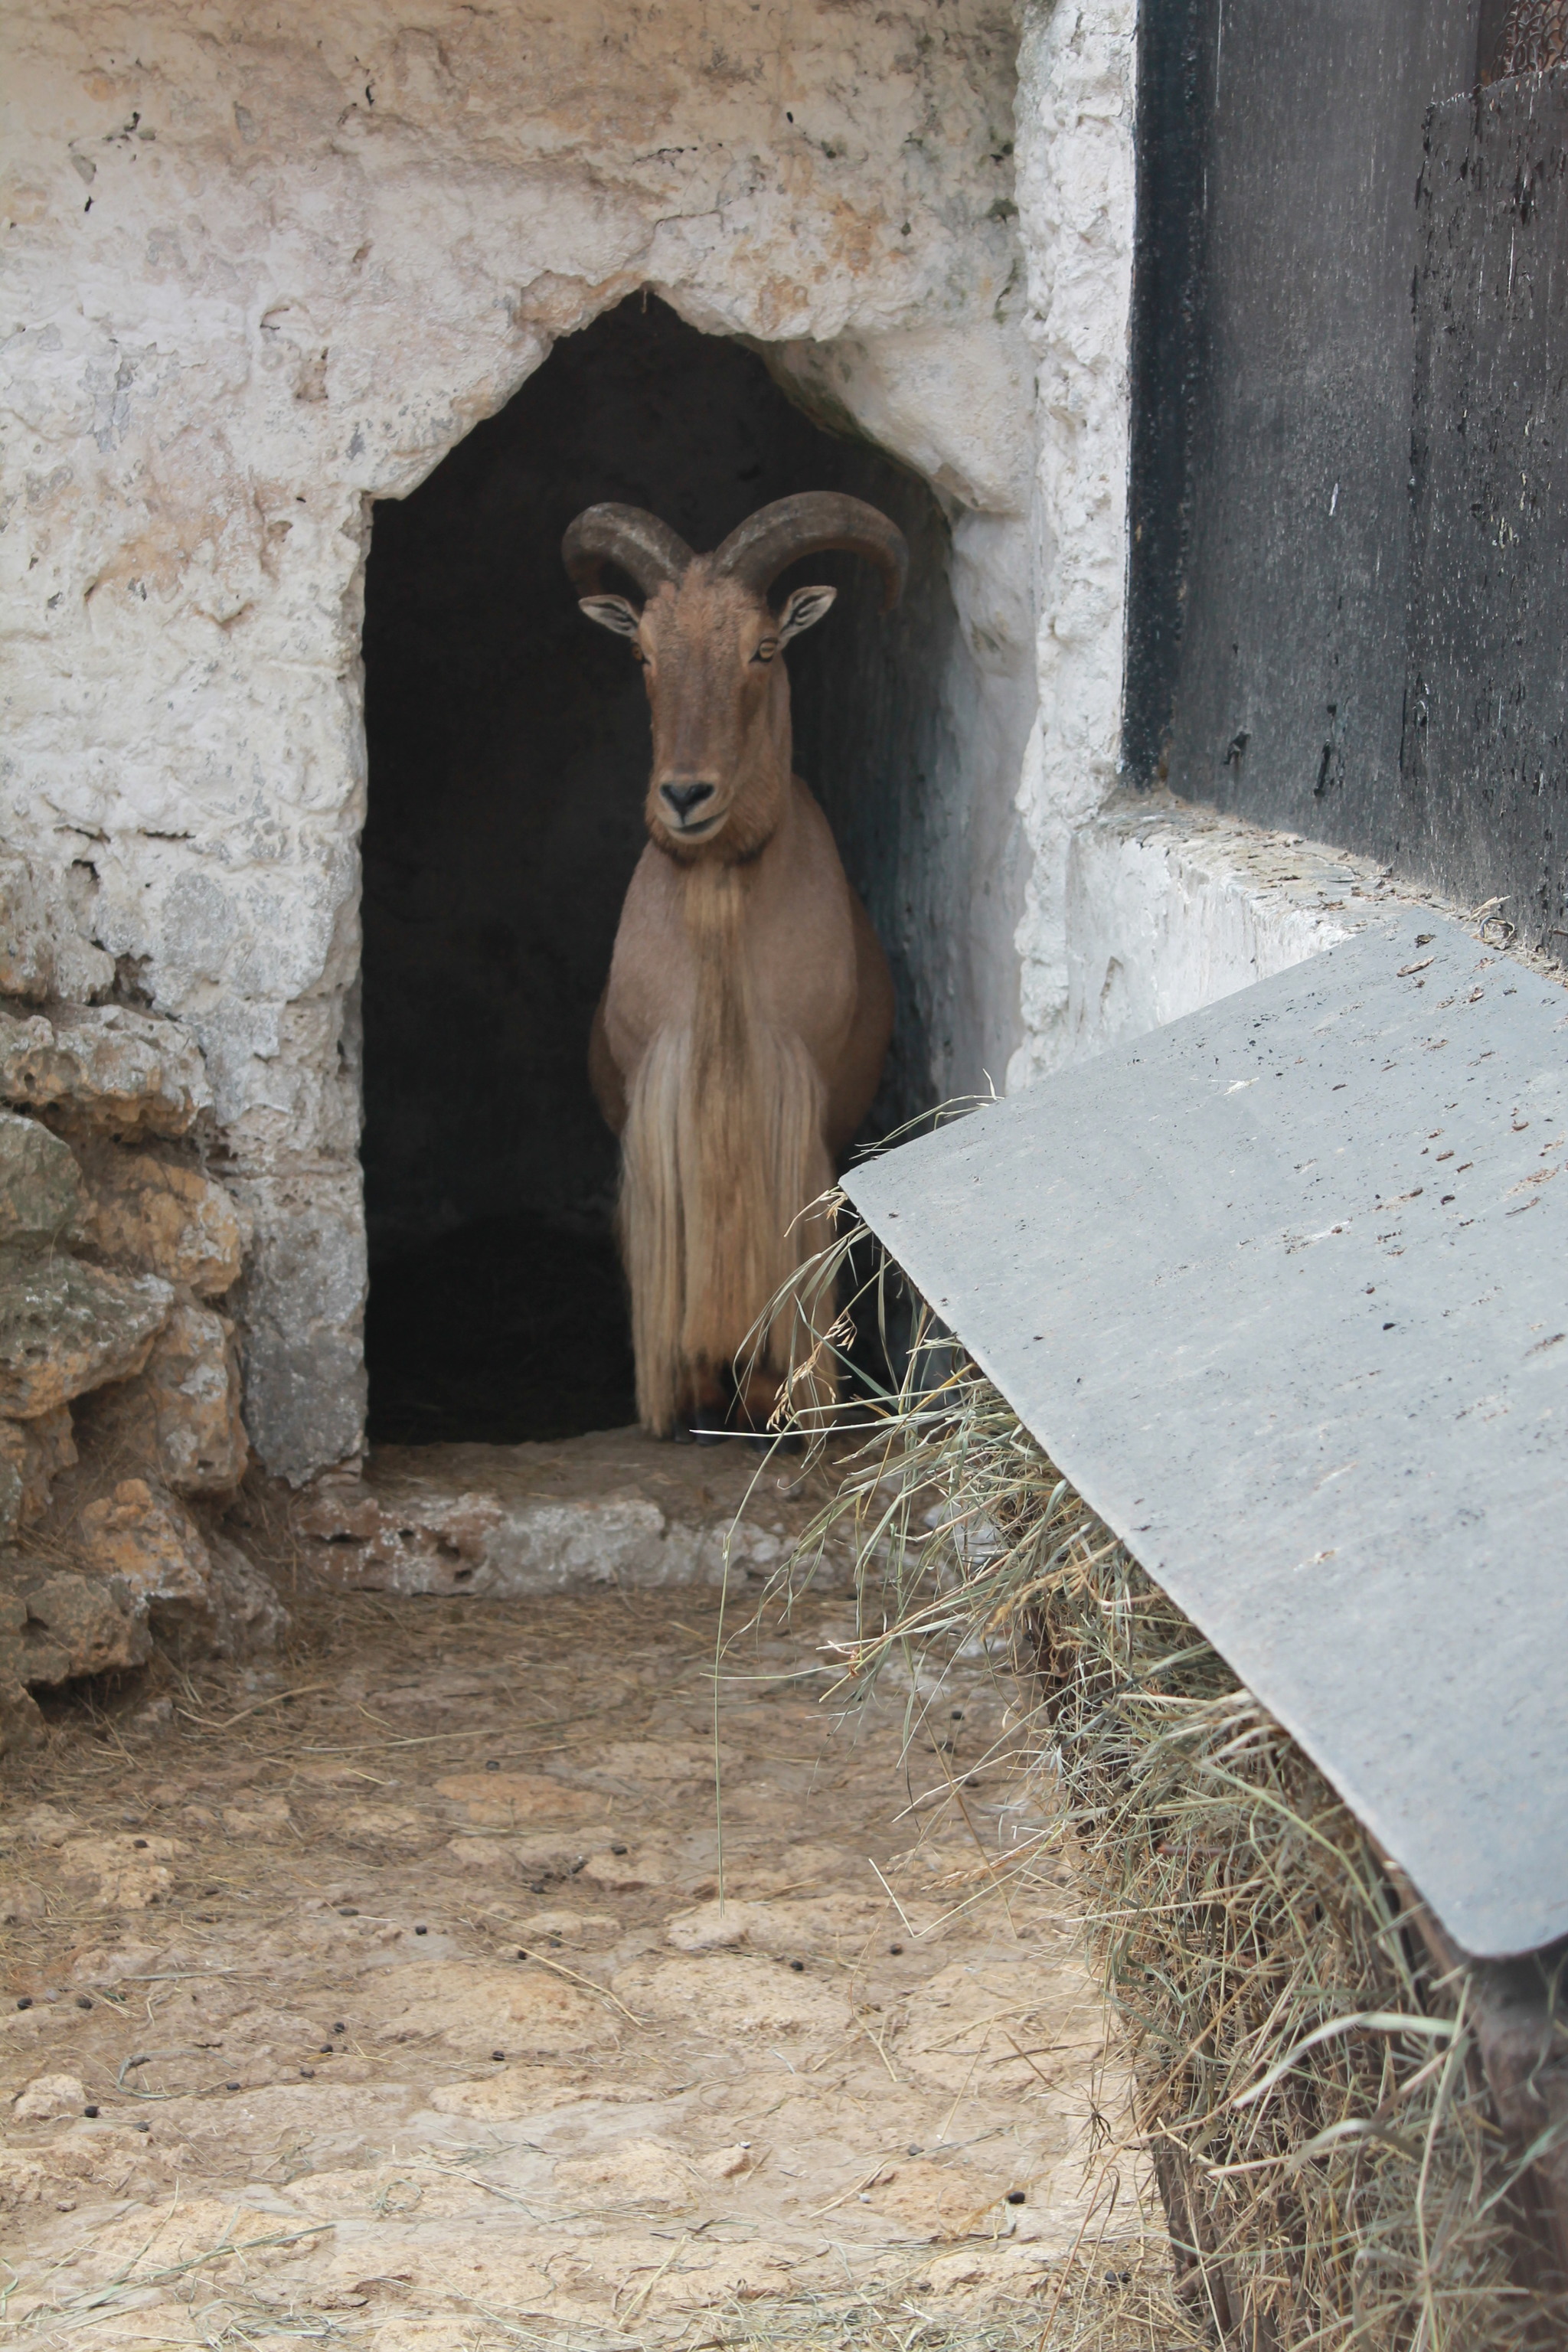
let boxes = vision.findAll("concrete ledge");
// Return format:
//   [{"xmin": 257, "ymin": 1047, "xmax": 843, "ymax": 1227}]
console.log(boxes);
[
  {"xmin": 295, "ymin": 1426, "xmax": 848, "ymax": 1599},
  {"xmin": 1063, "ymin": 792, "xmax": 1379, "ymax": 1063}
]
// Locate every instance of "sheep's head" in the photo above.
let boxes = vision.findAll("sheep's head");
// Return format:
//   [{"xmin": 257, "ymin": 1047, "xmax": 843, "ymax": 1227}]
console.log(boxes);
[{"xmin": 564, "ymin": 495, "xmax": 907, "ymax": 861}]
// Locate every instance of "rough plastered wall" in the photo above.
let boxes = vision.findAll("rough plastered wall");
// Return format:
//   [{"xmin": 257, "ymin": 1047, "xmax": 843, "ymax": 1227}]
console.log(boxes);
[
  {"xmin": 1008, "ymin": 0, "xmax": 1138, "ymax": 1089},
  {"xmin": 0, "ymin": 0, "xmax": 1035, "ymax": 1480}
]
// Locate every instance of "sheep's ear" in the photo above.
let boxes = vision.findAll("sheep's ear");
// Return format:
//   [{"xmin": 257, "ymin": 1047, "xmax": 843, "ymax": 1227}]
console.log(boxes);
[
  {"xmin": 777, "ymin": 584, "xmax": 838, "ymax": 642},
  {"xmin": 578, "ymin": 594, "xmax": 642, "ymax": 639}
]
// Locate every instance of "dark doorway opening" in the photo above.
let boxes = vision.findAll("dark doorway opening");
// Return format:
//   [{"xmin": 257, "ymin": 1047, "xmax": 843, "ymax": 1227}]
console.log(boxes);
[{"xmin": 361, "ymin": 296, "xmax": 957, "ymax": 1446}]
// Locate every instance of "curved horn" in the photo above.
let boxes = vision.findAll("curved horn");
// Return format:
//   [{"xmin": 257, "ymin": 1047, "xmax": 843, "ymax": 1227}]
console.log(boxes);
[
  {"xmin": 713, "ymin": 493, "xmax": 909, "ymax": 611},
  {"xmin": 562, "ymin": 504, "xmax": 695, "ymax": 600}
]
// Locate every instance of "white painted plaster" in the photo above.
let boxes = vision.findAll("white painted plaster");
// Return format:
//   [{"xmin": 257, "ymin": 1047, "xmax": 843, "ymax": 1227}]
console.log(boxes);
[
  {"xmin": 769, "ymin": 318, "xmax": 1040, "ymax": 1100},
  {"xmin": 1060, "ymin": 794, "xmax": 1373, "ymax": 1061},
  {"xmin": 1008, "ymin": 0, "xmax": 1140, "ymax": 1091},
  {"xmin": 1001, "ymin": 9, "xmax": 1394, "ymax": 1093}
]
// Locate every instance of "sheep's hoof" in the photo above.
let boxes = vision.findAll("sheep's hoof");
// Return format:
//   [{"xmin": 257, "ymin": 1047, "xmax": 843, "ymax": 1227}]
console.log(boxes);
[{"xmin": 675, "ymin": 1417, "xmax": 729, "ymax": 1447}]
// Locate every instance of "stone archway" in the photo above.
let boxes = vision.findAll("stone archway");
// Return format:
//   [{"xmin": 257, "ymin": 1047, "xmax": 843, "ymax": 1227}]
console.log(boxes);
[
  {"xmin": 2, "ymin": 0, "xmax": 1145, "ymax": 1488},
  {"xmin": 357, "ymin": 294, "xmax": 1008, "ymax": 1446}
]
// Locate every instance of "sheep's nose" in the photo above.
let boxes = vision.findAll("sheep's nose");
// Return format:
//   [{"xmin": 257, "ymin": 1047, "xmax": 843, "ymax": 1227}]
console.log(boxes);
[{"xmin": 660, "ymin": 780, "xmax": 717, "ymax": 822}]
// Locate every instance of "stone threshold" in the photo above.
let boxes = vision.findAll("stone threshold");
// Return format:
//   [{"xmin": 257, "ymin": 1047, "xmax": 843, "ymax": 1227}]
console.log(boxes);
[{"xmin": 294, "ymin": 1425, "xmax": 851, "ymax": 1599}]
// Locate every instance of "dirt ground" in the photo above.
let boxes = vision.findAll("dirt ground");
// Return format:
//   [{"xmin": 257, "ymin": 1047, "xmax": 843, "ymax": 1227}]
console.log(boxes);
[{"xmin": 0, "ymin": 1554, "xmax": 1173, "ymax": 2350}]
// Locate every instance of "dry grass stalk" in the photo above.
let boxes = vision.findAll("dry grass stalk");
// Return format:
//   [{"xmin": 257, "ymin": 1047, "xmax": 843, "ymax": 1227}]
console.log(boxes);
[{"xmin": 764, "ymin": 1215, "xmax": 1567, "ymax": 2351}]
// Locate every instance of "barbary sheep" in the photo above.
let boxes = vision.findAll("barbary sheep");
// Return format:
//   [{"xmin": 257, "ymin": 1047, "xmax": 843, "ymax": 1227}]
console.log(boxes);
[{"xmin": 564, "ymin": 492, "xmax": 904, "ymax": 1439}]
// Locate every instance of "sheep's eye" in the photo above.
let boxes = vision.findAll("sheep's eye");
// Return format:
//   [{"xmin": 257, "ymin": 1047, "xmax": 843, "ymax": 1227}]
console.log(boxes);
[{"xmin": 752, "ymin": 639, "xmax": 778, "ymax": 665}]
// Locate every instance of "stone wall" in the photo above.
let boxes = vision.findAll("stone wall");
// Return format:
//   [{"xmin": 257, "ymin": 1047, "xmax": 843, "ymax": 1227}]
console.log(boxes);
[
  {"xmin": 2, "ymin": 0, "xmax": 1037, "ymax": 1480},
  {"xmin": 0, "ymin": 857, "xmax": 283, "ymax": 1749}
]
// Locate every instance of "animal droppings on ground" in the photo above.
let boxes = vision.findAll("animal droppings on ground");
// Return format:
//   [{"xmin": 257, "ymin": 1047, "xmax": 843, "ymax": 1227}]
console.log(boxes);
[{"xmin": 0, "ymin": 1580, "xmax": 1168, "ymax": 2347}]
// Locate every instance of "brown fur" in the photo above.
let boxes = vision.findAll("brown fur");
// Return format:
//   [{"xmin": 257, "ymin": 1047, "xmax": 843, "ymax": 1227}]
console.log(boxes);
[
  {"xmin": 580, "ymin": 549, "xmax": 894, "ymax": 1436},
  {"xmin": 619, "ymin": 865, "xmax": 833, "ymax": 1430}
]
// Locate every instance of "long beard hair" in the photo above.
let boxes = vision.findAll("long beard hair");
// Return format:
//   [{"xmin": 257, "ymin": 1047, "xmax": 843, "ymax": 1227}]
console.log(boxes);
[{"xmin": 618, "ymin": 860, "xmax": 835, "ymax": 1435}]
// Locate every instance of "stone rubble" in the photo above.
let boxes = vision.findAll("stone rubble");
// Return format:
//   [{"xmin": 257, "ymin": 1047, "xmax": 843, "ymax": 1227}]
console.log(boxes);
[
  {"xmin": 0, "ymin": 924, "xmax": 280, "ymax": 1750},
  {"xmin": 0, "ymin": 1112, "xmax": 82, "ymax": 1247}
]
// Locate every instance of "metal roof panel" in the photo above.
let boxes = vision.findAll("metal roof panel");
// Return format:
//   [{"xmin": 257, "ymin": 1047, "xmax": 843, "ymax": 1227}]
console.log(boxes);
[{"xmin": 844, "ymin": 910, "xmax": 1568, "ymax": 1958}]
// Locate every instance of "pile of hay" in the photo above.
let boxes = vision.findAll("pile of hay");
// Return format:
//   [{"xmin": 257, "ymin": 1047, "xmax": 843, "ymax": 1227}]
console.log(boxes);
[{"xmin": 771, "ymin": 1236, "xmax": 1566, "ymax": 2351}]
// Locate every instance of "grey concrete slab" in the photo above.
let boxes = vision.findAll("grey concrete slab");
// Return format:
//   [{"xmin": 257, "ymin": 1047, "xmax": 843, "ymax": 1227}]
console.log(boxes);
[{"xmin": 844, "ymin": 910, "xmax": 1568, "ymax": 1958}]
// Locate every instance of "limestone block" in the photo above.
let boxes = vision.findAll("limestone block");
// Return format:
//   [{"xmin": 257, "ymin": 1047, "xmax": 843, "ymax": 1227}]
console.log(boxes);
[
  {"xmin": 74, "ymin": 1149, "xmax": 246, "ymax": 1295},
  {"xmin": 83, "ymin": 1302, "xmax": 248, "ymax": 1494},
  {"xmin": 77, "ymin": 1479, "xmax": 211, "ymax": 1610},
  {"xmin": 151, "ymin": 1302, "xmax": 250, "ymax": 1494},
  {"xmin": 296, "ymin": 1476, "xmax": 501, "ymax": 1592},
  {"xmin": 0, "ymin": 1259, "xmax": 172, "ymax": 1419},
  {"xmin": 0, "ymin": 854, "xmax": 115, "ymax": 1008},
  {"xmin": 293, "ymin": 1426, "xmax": 847, "ymax": 1597},
  {"xmin": 0, "ymin": 1406, "xmax": 77, "ymax": 1540},
  {"xmin": 0, "ymin": 1112, "xmax": 81, "ymax": 1248},
  {"xmin": 0, "ymin": 1006, "xmax": 212, "ymax": 1137},
  {"xmin": 72, "ymin": 1485, "xmax": 283, "ymax": 1664},
  {"xmin": 226, "ymin": 1167, "xmax": 367, "ymax": 1484},
  {"xmin": 12, "ymin": 1566, "xmax": 152, "ymax": 1680},
  {"xmin": 207, "ymin": 1533, "xmax": 290, "ymax": 1657},
  {"xmin": 2, "ymin": 1505, "xmax": 279, "ymax": 1715}
]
